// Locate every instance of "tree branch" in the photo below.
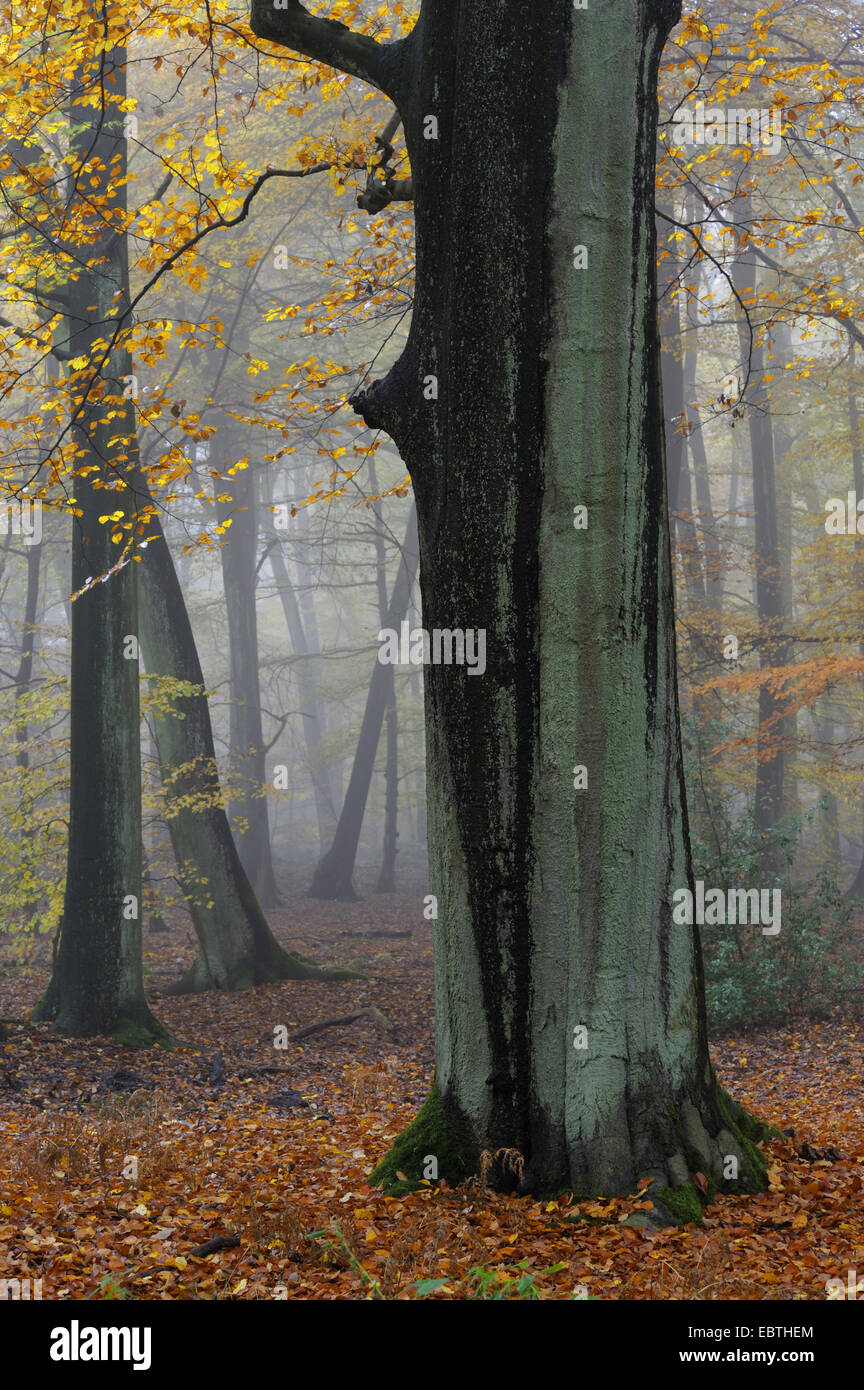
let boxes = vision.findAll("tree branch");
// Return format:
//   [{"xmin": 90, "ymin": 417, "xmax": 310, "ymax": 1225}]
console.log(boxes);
[{"xmin": 249, "ymin": 0, "xmax": 403, "ymax": 101}]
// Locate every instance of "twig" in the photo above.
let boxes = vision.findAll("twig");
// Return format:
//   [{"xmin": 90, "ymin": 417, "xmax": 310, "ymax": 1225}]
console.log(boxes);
[{"xmin": 292, "ymin": 1005, "xmax": 396, "ymax": 1042}]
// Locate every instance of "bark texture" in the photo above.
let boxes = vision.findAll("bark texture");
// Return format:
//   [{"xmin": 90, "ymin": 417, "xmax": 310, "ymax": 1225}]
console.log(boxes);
[
  {"xmin": 252, "ymin": 0, "xmax": 769, "ymax": 1207},
  {"xmin": 33, "ymin": 41, "xmax": 164, "ymax": 1043}
]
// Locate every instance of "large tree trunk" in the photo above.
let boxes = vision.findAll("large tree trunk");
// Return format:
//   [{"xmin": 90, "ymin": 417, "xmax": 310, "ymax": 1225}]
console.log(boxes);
[
  {"xmin": 252, "ymin": 0, "xmax": 768, "ymax": 1206},
  {"xmin": 307, "ymin": 504, "xmax": 418, "ymax": 900},
  {"xmin": 33, "ymin": 38, "xmax": 164, "ymax": 1043}
]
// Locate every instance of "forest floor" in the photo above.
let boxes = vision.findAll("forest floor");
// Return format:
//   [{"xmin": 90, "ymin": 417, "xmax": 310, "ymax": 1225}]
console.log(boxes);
[{"xmin": 0, "ymin": 864, "xmax": 862, "ymax": 1301}]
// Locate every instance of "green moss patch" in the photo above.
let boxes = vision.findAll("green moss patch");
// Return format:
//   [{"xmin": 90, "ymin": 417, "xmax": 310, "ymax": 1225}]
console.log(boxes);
[{"xmin": 371, "ymin": 1084, "xmax": 478, "ymax": 1194}]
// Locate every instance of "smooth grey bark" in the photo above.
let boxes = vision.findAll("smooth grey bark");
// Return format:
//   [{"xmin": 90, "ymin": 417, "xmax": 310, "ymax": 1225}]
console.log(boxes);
[
  {"xmin": 252, "ymin": 0, "xmax": 768, "ymax": 1203},
  {"xmin": 682, "ymin": 278, "xmax": 723, "ymax": 612},
  {"xmin": 731, "ymin": 247, "xmax": 785, "ymax": 869},
  {"xmin": 658, "ymin": 245, "xmax": 706, "ymax": 613},
  {"xmin": 14, "ymin": 504, "xmax": 42, "ymax": 923},
  {"xmin": 307, "ymin": 503, "xmax": 418, "ymax": 900},
  {"xmin": 268, "ymin": 541, "xmax": 339, "ymax": 851},
  {"xmin": 817, "ymin": 703, "xmax": 841, "ymax": 863},
  {"xmin": 264, "ymin": 476, "xmax": 338, "ymax": 857},
  {"xmin": 14, "ymin": 525, "xmax": 40, "ymax": 770},
  {"xmin": 213, "ymin": 433, "xmax": 281, "ymax": 906},
  {"xmin": 844, "ymin": 340, "xmax": 864, "ymax": 898},
  {"xmin": 770, "ymin": 322, "xmax": 798, "ymax": 828}
]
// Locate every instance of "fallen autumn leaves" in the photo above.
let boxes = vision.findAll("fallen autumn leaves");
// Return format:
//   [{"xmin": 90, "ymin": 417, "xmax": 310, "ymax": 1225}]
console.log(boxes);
[{"xmin": 0, "ymin": 875, "xmax": 862, "ymax": 1300}]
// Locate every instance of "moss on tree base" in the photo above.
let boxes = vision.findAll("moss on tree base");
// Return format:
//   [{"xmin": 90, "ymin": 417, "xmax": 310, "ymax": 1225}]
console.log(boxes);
[
  {"xmin": 163, "ymin": 945, "xmax": 363, "ymax": 995},
  {"xmin": 108, "ymin": 1016, "xmax": 175, "ymax": 1049},
  {"xmin": 32, "ymin": 990, "xmax": 173, "ymax": 1048},
  {"xmin": 371, "ymin": 1084, "xmax": 478, "ymax": 1195},
  {"xmin": 371, "ymin": 1076, "xmax": 773, "ymax": 1224}
]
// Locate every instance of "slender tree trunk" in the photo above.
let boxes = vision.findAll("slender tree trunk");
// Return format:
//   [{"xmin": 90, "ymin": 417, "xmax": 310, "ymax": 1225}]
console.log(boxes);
[
  {"xmin": 214, "ymin": 437, "xmax": 281, "ymax": 906},
  {"xmin": 683, "ymin": 321, "xmax": 723, "ymax": 611},
  {"xmin": 731, "ymin": 246, "xmax": 785, "ymax": 870},
  {"xmin": 377, "ymin": 687, "xmax": 399, "ymax": 891},
  {"xmin": 14, "ymin": 511, "xmax": 42, "ymax": 921},
  {"xmin": 817, "ymin": 704, "xmax": 841, "ymax": 863},
  {"xmin": 308, "ymin": 504, "xmax": 418, "ymax": 900},
  {"xmin": 33, "ymin": 37, "xmax": 164, "ymax": 1042},
  {"xmin": 369, "ymin": 461, "xmax": 400, "ymax": 892},
  {"xmin": 265, "ymin": 488, "xmax": 338, "ymax": 855},
  {"xmin": 254, "ymin": 0, "xmax": 768, "ymax": 1204},
  {"xmin": 658, "ymin": 225, "xmax": 706, "ymax": 611},
  {"xmin": 14, "ymin": 532, "xmax": 40, "ymax": 770},
  {"xmin": 845, "ymin": 341, "xmax": 864, "ymax": 898},
  {"xmin": 771, "ymin": 323, "xmax": 798, "ymax": 830}
]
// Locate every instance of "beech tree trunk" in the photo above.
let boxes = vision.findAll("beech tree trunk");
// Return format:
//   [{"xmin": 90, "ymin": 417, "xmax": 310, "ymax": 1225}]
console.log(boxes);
[
  {"xmin": 844, "ymin": 341, "xmax": 864, "ymax": 898},
  {"xmin": 214, "ymin": 442, "xmax": 282, "ymax": 906},
  {"xmin": 732, "ymin": 247, "xmax": 785, "ymax": 870},
  {"xmin": 33, "ymin": 39, "xmax": 165, "ymax": 1043},
  {"xmin": 138, "ymin": 507, "xmax": 343, "ymax": 990},
  {"xmin": 265, "ymin": 478, "xmax": 338, "ymax": 857},
  {"xmin": 252, "ymin": 0, "xmax": 768, "ymax": 1207}
]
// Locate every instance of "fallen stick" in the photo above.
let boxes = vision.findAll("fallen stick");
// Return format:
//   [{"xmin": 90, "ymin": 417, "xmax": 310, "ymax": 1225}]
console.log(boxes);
[
  {"xmin": 337, "ymin": 929, "xmax": 412, "ymax": 940},
  {"xmin": 188, "ymin": 1235, "xmax": 241, "ymax": 1258},
  {"xmin": 292, "ymin": 1005, "xmax": 396, "ymax": 1042}
]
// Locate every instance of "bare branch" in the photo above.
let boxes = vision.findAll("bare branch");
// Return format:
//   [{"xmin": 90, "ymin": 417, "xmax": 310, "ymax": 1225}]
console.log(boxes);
[{"xmin": 249, "ymin": 0, "xmax": 403, "ymax": 101}]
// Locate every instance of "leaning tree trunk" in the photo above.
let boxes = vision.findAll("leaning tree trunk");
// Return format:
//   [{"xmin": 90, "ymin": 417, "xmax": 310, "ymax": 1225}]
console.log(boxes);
[
  {"xmin": 137, "ymin": 506, "xmax": 345, "ymax": 991},
  {"xmin": 252, "ymin": 0, "xmax": 768, "ymax": 1208},
  {"xmin": 33, "ymin": 36, "xmax": 165, "ymax": 1043}
]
